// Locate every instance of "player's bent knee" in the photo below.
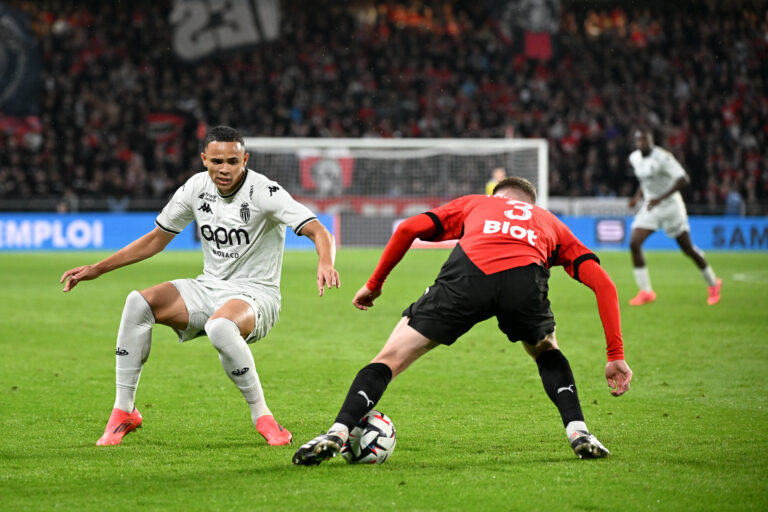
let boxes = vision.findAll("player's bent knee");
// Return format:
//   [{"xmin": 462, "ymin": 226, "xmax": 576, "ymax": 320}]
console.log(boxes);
[
  {"xmin": 205, "ymin": 317, "xmax": 243, "ymax": 351},
  {"xmin": 123, "ymin": 290, "xmax": 155, "ymax": 326},
  {"xmin": 525, "ymin": 332, "xmax": 559, "ymax": 359},
  {"xmin": 372, "ymin": 346, "xmax": 429, "ymax": 378}
]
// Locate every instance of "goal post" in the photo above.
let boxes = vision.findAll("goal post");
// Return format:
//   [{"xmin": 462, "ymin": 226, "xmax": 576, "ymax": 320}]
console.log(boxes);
[{"xmin": 243, "ymin": 138, "xmax": 548, "ymax": 246}]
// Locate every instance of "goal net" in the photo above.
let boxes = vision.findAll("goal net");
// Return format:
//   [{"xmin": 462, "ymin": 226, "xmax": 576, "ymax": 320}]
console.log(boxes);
[{"xmin": 244, "ymin": 138, "xmax": 548, "ymax": 246}]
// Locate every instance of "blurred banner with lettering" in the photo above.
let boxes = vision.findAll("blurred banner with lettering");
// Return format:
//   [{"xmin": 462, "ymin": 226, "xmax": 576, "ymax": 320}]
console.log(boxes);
[
  {"xmin": 0, "ymin": 3, "xmax": 42, "ymax": 115},
  {"xmin": 0, "ymin": 213, "xmax": 335, "ymax": 251},
  {"xmin": 170, "ymin": 0, "xmax": 280, "ymax": 61},
  {"xmin": 489, "ymin": 0, "xmax": 560, "ymax": 60}
]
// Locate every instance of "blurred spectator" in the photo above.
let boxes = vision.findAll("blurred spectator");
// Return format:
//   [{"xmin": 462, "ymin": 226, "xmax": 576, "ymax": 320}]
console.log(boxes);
[
  {"xmin": 485, "ymin": 167, "xmax": 507, "ymax": 195},
  {"xmin": 725, "ymin": 187, "xmax": 745, "ymax": 216},
  {"xmin": 0, "ymin": 0, "xmax": 766, "ymax": 214}
]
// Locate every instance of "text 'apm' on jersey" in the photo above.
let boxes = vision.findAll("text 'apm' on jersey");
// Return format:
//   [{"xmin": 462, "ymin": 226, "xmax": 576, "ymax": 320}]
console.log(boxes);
[{"xmin": 200, "ymin": 224, "xmax": 250, "ymax": 248}]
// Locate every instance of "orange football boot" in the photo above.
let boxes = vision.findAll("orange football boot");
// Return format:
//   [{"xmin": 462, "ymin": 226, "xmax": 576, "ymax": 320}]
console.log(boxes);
[
  {"xmin": 629, "ymin": 290, "xmax": 656, "ymax": 306},
  {"xmin": 256, "ymin": 415, "xmax": 292, "ymax": 446},
  {"xmin": 96, "ymin": 408, "xmax": 143, "ymax": 446},
  {"xmin": 707, "ymin": 278, "xmax": 722, "ymax": 305}
]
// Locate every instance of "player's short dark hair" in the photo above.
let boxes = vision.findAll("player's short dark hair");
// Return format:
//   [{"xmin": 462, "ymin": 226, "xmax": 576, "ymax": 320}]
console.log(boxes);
[
  {"xmin": 492, "ymin": 177, "xmax": 537, "ymax": 203},
  {"xmin": 204, "ymin": 125, "xmax": 245, "ymax": 149}
]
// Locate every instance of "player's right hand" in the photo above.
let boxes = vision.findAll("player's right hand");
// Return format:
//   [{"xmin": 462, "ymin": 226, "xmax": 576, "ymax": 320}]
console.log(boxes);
[
  {"xmin": 605, "ymin": 359, "xmax": 633, "ymax": 396},
  {"xmin": 60, "ymin": 265, "xmax": 100, "ymax": 292},
  {"xmin": 352, "ymin": 285, "xmax": 381, "ymax": 310},
  {"xmin": 316, "ymin": 262, "xmax": 340, "ymax": 297}
]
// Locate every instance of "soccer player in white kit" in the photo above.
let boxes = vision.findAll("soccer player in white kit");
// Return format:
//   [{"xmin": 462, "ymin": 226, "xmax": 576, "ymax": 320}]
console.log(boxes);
[
  {"xmin": 60, "ymin": 126, "xmax": 340, "ymax": 446},
  {"xmin": 627, "ymin": 129, "xmax": 721, "ymax": 306}
]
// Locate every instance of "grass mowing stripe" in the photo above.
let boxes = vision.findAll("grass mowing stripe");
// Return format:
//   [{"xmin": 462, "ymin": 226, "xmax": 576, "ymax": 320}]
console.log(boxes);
[{"xmin": 0, "ymin": 250, "xmax": 766, "ymax": 511}]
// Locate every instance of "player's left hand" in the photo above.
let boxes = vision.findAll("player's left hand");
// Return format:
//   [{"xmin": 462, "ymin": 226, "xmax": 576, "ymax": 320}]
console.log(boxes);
[
  {"xmin": 647, "ymin": 197, "xmax": 661, "ymax": 210},
  {"xmin": 605, "ymin": 359, "xmax": 633, "ymax": 396},
  {"xmin": 60, "ymin": 264, "xmax": 100, "ymax": 292},
  {"xmin": 352, "ymin": 286, "xmax": 381, "ymax": 310},
  {"xmin": 317, "ymin": 264, "xmax": 340, "ymax": 296}
]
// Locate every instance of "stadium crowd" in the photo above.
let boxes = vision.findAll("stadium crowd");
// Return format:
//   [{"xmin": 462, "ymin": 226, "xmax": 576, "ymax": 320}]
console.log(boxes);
[{"xmin": 1, "ymin": 0, "xmax": 766, "ymax": 214}]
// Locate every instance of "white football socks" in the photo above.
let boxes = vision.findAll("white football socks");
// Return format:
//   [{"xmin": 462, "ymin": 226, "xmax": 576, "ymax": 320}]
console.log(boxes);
[
  {"xmin": 566, "ymin": 421, "xmax": 589, "ymax": 439},
  {"xmin": 114, "ymin": 290, "xmax": 154, "ymax": 412},
  {"xmin": 700, "ymin": 265, "xmax": 717, "ymax": 287},
  {"xmin": 329, "ymin": 422, "xmax": 350, "ymax": 440},
  {"xmin": 633, "ymin": 267, "xmax": 653, "ymax": 292},
  {"xmin": 205, "ymin": 317, "xmax": 271, "ymax": 423}
]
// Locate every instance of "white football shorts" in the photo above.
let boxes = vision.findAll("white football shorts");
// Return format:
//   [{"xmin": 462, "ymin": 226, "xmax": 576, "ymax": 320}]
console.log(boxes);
[
  {"xmin": 631, "ymin": 195, "xmax": 690, "ymax": 238},
  {"xmin": 169, "ymin": 277, "xmax": 280, "ymax": 343}
]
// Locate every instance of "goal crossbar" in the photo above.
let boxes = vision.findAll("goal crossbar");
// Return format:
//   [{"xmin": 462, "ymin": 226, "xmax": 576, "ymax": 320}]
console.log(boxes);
[{"xmin": 244, "ymin": 137, "xmax": 549, "ymax": 209}]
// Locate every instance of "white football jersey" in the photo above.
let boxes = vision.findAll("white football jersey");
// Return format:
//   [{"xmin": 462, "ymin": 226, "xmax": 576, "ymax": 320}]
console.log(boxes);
[
  {"xmin": 628, "ymin": 146, "xmax": 687, "ymax": 205},
  {"xmin": 155, "ymin": 169, "xmax": 317, "ymax": 291}
]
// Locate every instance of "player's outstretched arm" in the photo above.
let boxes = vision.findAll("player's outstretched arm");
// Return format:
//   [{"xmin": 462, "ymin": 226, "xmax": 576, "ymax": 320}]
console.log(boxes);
[
  {"xmin": 362, "ymin": 213, "xmax": 437, "ymax": 294},
  {"xmin": 60, "ymin": 227, "xmax": 175, "ymax": 292},
  {"xmin": 352, "ymin": 213, "xmax": 438, "ymax": 311},
  {"xmin": 352, "ymin": 285, "xmax": 381, "ymax": 311},
  {"xmin": 576, "ymin": 258, "xmax": 634, "ymax": 396},
  {"xmin": 606, "ymin": 359, "xmax": 632, "ymax": 396},
  {"xmin": 300, "ymin": 220, "xmax": 340, "ymax": 297}
]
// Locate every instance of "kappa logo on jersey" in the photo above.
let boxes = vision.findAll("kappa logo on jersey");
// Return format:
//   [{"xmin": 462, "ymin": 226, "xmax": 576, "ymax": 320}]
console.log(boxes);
[
  {"xmin": 200, "ymin": 224, "xmax": 250, "ymax": 248},
  {"xmin": 240, "ymin": 202, "xmax": 250, "ymax": 223},
  {"xmin": 231, "ymin": 367, "xmax": 249, "ymax": 376},
  {"xmin": 268, "ymin": 185, "xmax": 279, "ymax": 196},
  {"xmin": 198, "ymin": 202, "xmax": 213, "ymax": 214}
]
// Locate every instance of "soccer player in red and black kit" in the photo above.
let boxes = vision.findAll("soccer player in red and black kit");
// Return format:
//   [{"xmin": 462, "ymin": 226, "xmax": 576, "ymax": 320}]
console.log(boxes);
[{"xmin": 293, "ymin": 177, "xmax": 632, "ymax": 464}]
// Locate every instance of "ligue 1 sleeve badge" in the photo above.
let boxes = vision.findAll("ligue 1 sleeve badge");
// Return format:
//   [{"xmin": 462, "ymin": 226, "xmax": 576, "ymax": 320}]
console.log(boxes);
[{"xmin": 240, "ymin": 203, "xmax": 250, "ymax": 223}]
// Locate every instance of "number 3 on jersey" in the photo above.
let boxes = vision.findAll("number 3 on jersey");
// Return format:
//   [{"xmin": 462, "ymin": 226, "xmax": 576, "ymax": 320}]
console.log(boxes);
[{"xmin": 503, "ymin": 200, "xmax": 533, "ymax": 221}]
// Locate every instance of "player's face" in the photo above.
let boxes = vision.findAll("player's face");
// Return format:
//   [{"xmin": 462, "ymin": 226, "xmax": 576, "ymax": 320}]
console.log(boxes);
[
  {"xmin": 201, "ymin": 141, "xmax": 249, "ymax": 195},
  {"xmin": 635, "ymin": 133, "xmax": 651, "ymax": 154}
]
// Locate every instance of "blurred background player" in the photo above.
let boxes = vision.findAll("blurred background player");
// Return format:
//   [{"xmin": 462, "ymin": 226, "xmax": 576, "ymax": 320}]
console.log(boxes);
[
  {"xmin": 292, "ymin": 177, "xmax": 632, "ymax": 465},
  {"xmin": 627, "ymin": 129, "xmax": 722, "ymax": 306},
  {"xmin": 485, "ymin": 167, "xmax": 507, "ymax": 195},
  {"xmin": 60, "ymin": 126, "xmax": 340, "ymax": 446}
]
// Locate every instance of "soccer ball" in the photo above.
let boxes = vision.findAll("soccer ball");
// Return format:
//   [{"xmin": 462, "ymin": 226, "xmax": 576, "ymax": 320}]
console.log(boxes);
[{"xmin": 341, "ymin": 410, "xmax": 396, "ymax": 464}]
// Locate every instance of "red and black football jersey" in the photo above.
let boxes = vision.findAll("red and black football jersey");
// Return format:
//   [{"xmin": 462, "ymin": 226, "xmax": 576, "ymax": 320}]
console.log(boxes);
[
  {"xmin": 363, "ymin": 194, "xmax": 624, "ymax": 360},
  {"xmin": 423, "ymin": 195, "xmax": 596, "ymax": 278}
]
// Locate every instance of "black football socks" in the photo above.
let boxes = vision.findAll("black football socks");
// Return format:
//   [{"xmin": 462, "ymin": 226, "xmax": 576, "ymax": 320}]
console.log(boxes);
[
  {"xmin": 535, "ymin": 349, "xmax": 585, "ymax": 426},
  {"xmin": 334, "ymin": 362, "xmax": 393, "ymax": 430}
]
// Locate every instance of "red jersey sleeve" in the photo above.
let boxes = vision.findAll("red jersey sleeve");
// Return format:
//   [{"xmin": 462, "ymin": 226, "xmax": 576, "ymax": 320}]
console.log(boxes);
[
  {"xmin": 549, "ymin": 217, "xmax": 623, "ymax": 361},
  {"xmin": 550, "ymin": 219, "xmax": 597, "ymax": 279},
  {"xmin": 577, "ymin": 259, "xmax": 624, "ymax": 361},
  {"xmin": 420, "ymin": 195, "xmax": 477, "ymax": 242},
  {"xmin": 365, "ymin": 214, "xmax": 437, "ymax": 290}
]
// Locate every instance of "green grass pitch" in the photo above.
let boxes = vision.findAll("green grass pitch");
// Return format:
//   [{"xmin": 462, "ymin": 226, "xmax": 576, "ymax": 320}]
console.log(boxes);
[{"xmin": 1, "ymin": 249, "xmax": 767, "ymax": 511}]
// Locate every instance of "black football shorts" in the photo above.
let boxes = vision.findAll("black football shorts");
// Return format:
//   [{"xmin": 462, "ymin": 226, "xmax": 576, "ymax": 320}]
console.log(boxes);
[{"xmin": 403, "ymin": 261, "xmax": 555, "ymax": 346}]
